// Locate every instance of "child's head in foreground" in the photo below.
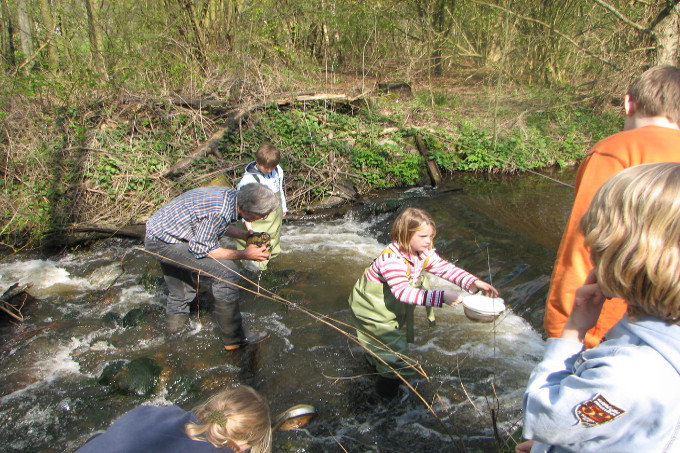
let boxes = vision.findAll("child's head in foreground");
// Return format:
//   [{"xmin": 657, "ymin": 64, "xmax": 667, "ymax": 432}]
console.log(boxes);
[
  {"xmin": 391, "ymin": 207, "xmax": 437, "ymax": 254},
  {"xmin": 255, "ymin": 144, "xmax": 280, "ymax": 173},
  {"xmin": 185, "ymin": 385, "xmax": 272, "ymax": 453},
  {"xmin": 627, "ymin": 65, "xmax": 680, "ymax": 124},
  {"xmin": 580, "ymin": 162, "xmax": 680, "ymax": 323}
]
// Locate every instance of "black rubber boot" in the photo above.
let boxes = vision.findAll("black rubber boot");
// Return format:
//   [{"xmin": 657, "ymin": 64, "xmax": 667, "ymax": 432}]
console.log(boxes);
[
  {"xmin": 223, "ymin": 330, "xmax": 271, "ymax": 351},
  {"xmin": 375, "ymin": 375, "xmax": 401, "ymax": 398},
  {"xmin": 212, "ymin": 306, "xmax": 245, "ymax": 346}
]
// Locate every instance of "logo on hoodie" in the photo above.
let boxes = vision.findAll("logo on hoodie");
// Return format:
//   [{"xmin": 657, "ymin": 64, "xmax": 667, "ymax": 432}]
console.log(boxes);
[{"xmin": 574, "ymin": 393, "xmax": 625, "ymax": 426}]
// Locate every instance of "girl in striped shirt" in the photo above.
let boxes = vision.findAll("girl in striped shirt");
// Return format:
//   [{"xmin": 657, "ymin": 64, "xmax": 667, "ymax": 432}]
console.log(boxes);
[{"xmin": 348, "ymin": 207, "xmax": 499, "ymax": 397}]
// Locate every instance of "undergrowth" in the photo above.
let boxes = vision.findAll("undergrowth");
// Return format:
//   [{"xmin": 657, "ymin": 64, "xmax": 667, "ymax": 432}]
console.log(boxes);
[{"xmin": 1, "ymin": 84, "xmax": 621, "ymax": 249}]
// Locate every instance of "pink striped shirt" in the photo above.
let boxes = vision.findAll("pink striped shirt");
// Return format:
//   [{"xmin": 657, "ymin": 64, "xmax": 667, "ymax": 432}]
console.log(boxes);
[{"xmin": 366, "ymin": 242, "xmax": 479, "ymax": 307}]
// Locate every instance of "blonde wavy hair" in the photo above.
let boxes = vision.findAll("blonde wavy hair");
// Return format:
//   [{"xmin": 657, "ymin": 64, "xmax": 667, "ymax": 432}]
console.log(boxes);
[
  {"xmin": 580, "ymin": 163, "xmax": 680, "ymax": 323},
  {"xmin": 185, "ymin": 385, "xmax": 272, "ymax": 453},
  {"xmin": 390, "ymin": 207, "xmax": 437, "ymax": 255}
]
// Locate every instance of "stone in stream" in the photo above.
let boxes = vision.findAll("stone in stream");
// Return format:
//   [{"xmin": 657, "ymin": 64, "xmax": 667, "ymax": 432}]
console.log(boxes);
[
  {"xmin": 120, "ymin": 304, "xmax": 164, "ymax": 327},
  {"xmin": 98, "ymin": 357, "xmax": 162, "ymax": 396}
]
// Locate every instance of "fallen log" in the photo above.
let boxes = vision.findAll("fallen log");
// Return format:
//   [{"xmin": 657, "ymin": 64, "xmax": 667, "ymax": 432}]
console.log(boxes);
[
  {"xmin": 68, "ymin": 224, "xmax": 146, "ymax": 238},
  {"xmin": 415, "ymin": 134, "xmax": 442, "ymax": 187},
  {"xmin": 163, "ymin": 127, "xmax": 232, "ymax": 178}
]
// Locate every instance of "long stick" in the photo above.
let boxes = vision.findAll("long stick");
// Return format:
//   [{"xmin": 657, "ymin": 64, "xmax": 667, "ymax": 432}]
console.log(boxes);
[{"xmin": 138, "ymin": 246, "xmax": 461, "ymax": 446}]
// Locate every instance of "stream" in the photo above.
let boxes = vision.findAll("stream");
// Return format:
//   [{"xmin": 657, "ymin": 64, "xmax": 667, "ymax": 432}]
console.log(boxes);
[{"xmin": 0, "ymin": 170, "xmax": 575, "ymax": 452}]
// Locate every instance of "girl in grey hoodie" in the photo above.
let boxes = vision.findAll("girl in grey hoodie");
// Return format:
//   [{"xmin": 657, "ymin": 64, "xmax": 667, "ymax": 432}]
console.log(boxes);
[{"xmin": 519, "ymin": 162, "xmax": 680, "ymax": 453}]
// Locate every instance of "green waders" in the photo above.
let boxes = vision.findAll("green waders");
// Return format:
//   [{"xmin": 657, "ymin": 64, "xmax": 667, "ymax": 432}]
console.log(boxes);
[
  {"xmin": 234, "ymin": 200, "xmax": 283, "ymax": 271},
  {"xmin": 348, "ymin": 248, "xmax": 435, "ymax": 378}
]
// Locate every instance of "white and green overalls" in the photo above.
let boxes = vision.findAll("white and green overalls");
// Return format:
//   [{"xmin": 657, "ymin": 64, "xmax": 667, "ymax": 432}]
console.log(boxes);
[{"xmin": 235, "ymin": 163, "xmax": 286, "ymax": 271}]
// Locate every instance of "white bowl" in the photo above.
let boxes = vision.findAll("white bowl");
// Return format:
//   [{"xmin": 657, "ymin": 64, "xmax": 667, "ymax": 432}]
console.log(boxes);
[{"xmin": 462, "ymin": 295, "xmax": 506, "ymax": 322}]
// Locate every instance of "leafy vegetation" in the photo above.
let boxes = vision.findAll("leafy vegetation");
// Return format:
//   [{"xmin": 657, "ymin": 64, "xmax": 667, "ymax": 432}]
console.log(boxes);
[
  {"xmin": 0, "ymin": 0, "xmax": 657, "ymax": 251},
  {"xmin": 0, "ymin": 86, "xmax": 622, "ymax": 249}
]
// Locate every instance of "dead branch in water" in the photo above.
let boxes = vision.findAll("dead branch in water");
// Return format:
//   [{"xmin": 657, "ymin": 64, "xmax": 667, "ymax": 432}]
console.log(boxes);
[{"xmin": 1, "ymin": 282, "xmax": 32, "ymax": 322}]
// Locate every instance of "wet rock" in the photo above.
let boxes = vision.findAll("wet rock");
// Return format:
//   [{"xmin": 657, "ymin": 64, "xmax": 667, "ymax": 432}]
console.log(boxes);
[
  {"xmin": 98, "ymin": 360, "xmax": 126, "ymax": 385},
  {"xmin": 277, "ymin": 289, "xmax": 311, "ymax": 306},
  {"xmin": 139, "ymin": 265, "xmax": 164, "ymax": 293},
  {"xmin": 98, "ymin": 357, "xmax": 161, "ymax": 396},
  {"xmin": 102, "ymin": 311, "xmax": 121, "ymax": 324},
  {"xmin": 120, "ymin": 304, "xmax": 164, "ymax": 327},
  {"xmin": 261, "ymin": 269, "xmax": 303, "ymax": 287}
]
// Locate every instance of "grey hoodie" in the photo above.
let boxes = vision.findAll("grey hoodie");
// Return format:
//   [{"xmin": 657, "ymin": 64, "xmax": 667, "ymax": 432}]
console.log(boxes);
[{"xmin": 522, "ymin": 315, "xmax": 680, "ymax": 452}]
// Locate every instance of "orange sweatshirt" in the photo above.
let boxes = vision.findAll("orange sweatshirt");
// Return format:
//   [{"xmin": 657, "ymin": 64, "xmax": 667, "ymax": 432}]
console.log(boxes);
[{"xmin": 544, "ymin": 125, "xmax": 680, "ymax": 347}]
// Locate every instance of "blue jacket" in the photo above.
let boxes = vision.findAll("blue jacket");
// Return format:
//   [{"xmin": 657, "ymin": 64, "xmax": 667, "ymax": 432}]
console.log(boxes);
[
  {"xmin": 522, "ymin": 315, "xmax": 680, "ymax": 452},
  {"xmin": 77, "ymin": 405, "xmax": 233, "ymax": 453}
]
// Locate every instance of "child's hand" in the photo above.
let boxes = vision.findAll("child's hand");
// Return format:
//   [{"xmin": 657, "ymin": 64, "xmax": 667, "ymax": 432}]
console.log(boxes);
[
  {"xmin": 443, "ymin": 291, "xmax": 463, "ymax": 306},
  {"xmin": 473, "ymin": 280, "xmax": 499, "ymax": 298},
  {"xmin": 562, "ymin": 270, "xmax": 607, "ymax": 343}
]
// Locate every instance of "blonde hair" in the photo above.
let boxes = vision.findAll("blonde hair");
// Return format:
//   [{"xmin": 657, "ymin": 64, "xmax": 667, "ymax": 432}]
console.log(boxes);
[
  {"xmin": 627, "ymin": 65, "xmax": 680, "ymax": 124},
  {"xmin": 185, "ymin": 386, "xmax": 272, "ymax": 453},
  {"xmin": 256, "ymin": 144, "xmax": 280, "ymax": 169},
  {"xmin": 580, "ymin": 163, "xmax": 680, "ymax": 323},
  {"xmin": 390, "ymin": 207, "xmax": 437, "ymax": 255}
]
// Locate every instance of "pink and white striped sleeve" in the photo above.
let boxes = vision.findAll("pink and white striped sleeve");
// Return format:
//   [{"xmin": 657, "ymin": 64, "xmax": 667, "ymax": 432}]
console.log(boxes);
[{"xmin": 370, "ymin": 253, "xmax": 444, "ymax": 307}]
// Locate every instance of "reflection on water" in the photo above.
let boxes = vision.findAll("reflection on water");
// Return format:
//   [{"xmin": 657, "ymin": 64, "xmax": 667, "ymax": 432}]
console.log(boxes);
[{"xmin": 0, "ymin": 171, "xmax": 575, "ymax": 452}]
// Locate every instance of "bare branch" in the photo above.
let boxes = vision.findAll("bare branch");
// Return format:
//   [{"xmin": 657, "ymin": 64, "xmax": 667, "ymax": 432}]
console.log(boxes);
[
  {"xmin": 473, "ymin": 0, "xmax": 623, "ymax": 71},
  {"xmin": 591, "ymin": 0, "xmax": 646, "ymax": 32}
]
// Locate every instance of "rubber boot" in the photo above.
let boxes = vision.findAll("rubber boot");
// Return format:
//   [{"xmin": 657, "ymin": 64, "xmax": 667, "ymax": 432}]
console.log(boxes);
[
  {"xmin": 375, "ymin": 375, "xmax": 400, "ymax": 399},
  {"xmin": 212, "ymin": 306, "xmax": 245, "ymax": 347},
  {"xmin": 224, "ymin": 330, "xmax": 270, "ymax": 351},
  {"xmin": 165, "ymin": 313, "xmax": 189, "ymax": 337}
]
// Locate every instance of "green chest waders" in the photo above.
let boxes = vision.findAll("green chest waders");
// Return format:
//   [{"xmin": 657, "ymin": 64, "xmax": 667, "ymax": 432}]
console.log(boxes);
[
  {"xmin": 348, "ymin": 248, "xmax": 436, "ymax": 377},
  {"xmin": 235, "ymin": 176, "xmax": 284, "ymax": 271}
]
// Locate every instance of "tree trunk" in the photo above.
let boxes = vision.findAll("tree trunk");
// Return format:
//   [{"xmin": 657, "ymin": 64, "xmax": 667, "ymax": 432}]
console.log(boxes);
[
  {"xmin": 653, "ymin": 3, "xmax": 679, "ymax": 66},
  {"xmin": 39, "ymin": 0, "xmax": 58, "ymax": 69},
  {"xmin": 17, "ymin": 0, "xmax": 33, "ymax": 71},
  {"xmin": 0, "ymin": 0, "xmax": 16, "ymax": 69},
  {"xmin": 177, "ymin": 0, "xmax": 206, "ymax": 63},
  {"xmin": 83, "ymin": 0, "xmax": 107, "ymax": 79}
]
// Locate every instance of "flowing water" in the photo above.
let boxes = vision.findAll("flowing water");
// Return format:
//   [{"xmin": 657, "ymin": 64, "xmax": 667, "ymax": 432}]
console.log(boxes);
[{"xmin": 0, "ymin": 170, "xmax": 575, "ymax": 452}]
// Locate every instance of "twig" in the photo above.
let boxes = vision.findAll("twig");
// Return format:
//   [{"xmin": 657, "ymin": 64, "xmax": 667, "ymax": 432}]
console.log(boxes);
[
  {"xmin": 473, "ymin": 0, "xmax": 623, "ymax": 71},
  {"xmin": 138, "ymin": 246, "xmax": 460, "ymax": 443},
  {"xmin": 0, "ymin": 322, "xmax": 56, "ymax": 350}
]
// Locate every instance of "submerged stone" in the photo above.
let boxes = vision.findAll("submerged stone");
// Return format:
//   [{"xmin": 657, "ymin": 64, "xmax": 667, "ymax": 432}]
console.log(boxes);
[
  {"xmin": 120, "ymin": 304, "xmax": 163, "ymax": 327},
  {"xmin": 98, "ymin": 357, "xmax": 161, "ymax": 396},
  {"xmin": 102, "ymin": 311, "xmax": 121, "ymax": 324}
]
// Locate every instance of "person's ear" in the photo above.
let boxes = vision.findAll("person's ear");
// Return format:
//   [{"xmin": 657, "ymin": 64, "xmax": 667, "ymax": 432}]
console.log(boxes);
[{"xmin": 624, "ymin": 94, "xmax": 637, "ymax": 116}]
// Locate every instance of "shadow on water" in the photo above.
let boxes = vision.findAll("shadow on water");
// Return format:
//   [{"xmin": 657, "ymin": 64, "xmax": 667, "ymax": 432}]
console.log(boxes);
[{"xmin": 0, "ymin": 170, "xmax": 575, "ymax": 452}]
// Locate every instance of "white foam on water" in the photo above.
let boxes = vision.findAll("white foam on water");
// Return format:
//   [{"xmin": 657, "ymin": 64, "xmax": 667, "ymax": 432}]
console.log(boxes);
[
  {"xmin": 103, "ymin": 284, "xmax": 160, "ymax": 311},
  {"xmin": 84, "ymin": 263, "xmax": 124, "ymax": 290},
  {"xmin": 31, "ymin": 337, "xmax": 86, "ymax": 381},
  {"xmin": 0, "ymin": 259, "xmax": 93, "ymax": 297},
  {"xmin": 259, "ymin": 313, "xmax": 294, "ymax": 351},
  {"xmin": 90, "ymin": 340, "xmax": 116, "ymax": 351},
  {"xmin": 281, "ymin": 219, "xmax": 385, "ymax": 263}
]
